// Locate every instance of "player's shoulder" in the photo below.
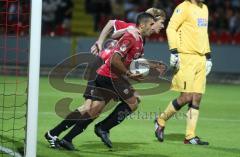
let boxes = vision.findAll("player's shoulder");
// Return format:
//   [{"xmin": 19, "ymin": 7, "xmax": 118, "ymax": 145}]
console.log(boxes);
[
  {"xmin": 120, "ymin": 32, "xmax": 142, "ymax": 47},
  {"xmin": 115, "ymin": 20, "xmax": 135, "ymax": 27},
  {"xmin": 115, "ymin": 19, "xmax": 126, "ymax": 24},
  {"xmin": 177, "ymin": 1, "xmax": 190, "ymax": 9},
  {"xmin": 122, "ymin": 32, "xmax": 140, "ymax": 41},
  {"xmin": 174, "ymin": 1, "xmax": 190, "ymax": 14},
  {"xmin": 201, "ymin": 3, "xmax": 209, "ymax": 10}
]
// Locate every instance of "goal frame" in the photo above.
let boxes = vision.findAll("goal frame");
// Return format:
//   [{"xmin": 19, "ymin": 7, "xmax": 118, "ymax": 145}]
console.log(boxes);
[{"xmin": 25, "ymin": 0, "xmax": 42, "ymax": 157}]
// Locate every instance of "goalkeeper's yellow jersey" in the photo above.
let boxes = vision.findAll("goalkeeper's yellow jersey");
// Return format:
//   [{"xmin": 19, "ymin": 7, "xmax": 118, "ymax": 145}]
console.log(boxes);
[{"xmin": 166, "ymin": 1, "xmax": 211, "ymax": 55}]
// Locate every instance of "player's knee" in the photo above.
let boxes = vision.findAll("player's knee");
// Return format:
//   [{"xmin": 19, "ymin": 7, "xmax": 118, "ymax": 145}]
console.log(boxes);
[
  {"xmin": 77, "ymin": 99, "xmax": 92, "ymax": 113},
  {"xmin": 125, "ymin": 97, "xmax": 140, "ymax": 111},
  {"xmin": 185, "ymin": 94, "xmax": 193, "ymax": 103},
  {"xmin": 179, "ymin": 93, "xmax": 192, "ymax": 104},
  {"xmin": 192, "ymin": 93, "xmax": 202, "ymax": 105},
  {"xmin": 87, "ymin": 101, "xmax": 105, "ymax": 118}
]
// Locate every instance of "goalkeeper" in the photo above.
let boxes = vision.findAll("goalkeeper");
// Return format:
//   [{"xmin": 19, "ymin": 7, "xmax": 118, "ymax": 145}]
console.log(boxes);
[{"xmin": 154, "ymin": 0, "xmax": 212, "ymax": 145}]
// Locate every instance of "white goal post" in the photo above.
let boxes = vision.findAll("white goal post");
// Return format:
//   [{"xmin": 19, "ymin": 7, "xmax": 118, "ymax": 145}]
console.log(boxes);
[{"xmin": 25, "ymin": 0, "xmax": 42, "ymax": 157}]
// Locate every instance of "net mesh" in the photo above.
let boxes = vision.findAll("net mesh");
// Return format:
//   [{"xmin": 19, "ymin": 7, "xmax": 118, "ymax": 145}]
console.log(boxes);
[{"xmin": 0, "ymin": 0, "xmax": 30, "ymax": 156}]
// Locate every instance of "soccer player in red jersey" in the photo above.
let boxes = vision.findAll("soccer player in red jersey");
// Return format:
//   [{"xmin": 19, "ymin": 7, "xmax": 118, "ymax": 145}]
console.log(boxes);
[
  {"xmin": 45, "ymin": 12, "xmax": 156, "ymax": 150},
  {"xmin": 83, "ymin": 7, "xmax": 166, "ymax": 115}
]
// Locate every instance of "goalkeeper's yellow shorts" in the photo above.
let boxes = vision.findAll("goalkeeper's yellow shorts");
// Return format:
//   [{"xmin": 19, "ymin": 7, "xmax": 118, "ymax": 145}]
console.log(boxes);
[{"xmin": 171, "ymin": 53, "xmax": 206, "ymax": 94}]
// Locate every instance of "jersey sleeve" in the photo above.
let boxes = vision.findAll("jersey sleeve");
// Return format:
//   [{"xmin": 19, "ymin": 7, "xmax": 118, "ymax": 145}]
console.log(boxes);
[
  {"xmin": 205, "ymin": 34, "xmax": 211, "ymax": 53},
  {"xmin": 166, "ymin": 3, "xmax": 189, "ymax": 50},
  {"xmin": 205, "ymin": 6, "xmax": 211, "ymax": 53},
  {"xmin": 114, "ymin": 20, "xmax": 135, "ymax": 32},
  {"xmin": 114, "ymin": 34, "xmax": 135, "ymax": 58}
]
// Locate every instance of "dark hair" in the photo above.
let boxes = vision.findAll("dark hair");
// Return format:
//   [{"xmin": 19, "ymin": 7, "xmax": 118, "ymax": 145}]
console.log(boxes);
[{"xmin": 136, "ymin": 12, "xmax": 155, "ymax": 26}]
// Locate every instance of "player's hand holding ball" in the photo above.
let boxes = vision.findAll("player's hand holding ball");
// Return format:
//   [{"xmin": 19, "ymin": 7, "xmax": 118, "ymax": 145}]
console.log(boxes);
[
  {"xmin": 128, "ymin": 58, "xmax": 150, "ymax": 81},
  {"xmin": 126, "ymin": 71, "xmax": 144, "ymax": 82},
  {"xmin": 170, "ymin": 49, "xmax": 180, "ymax": 69}
]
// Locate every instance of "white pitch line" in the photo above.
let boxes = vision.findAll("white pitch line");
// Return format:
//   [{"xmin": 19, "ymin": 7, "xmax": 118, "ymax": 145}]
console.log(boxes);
[{"xmin": 0, "ymin": 146, "xmax": 22, "ymax": 157}]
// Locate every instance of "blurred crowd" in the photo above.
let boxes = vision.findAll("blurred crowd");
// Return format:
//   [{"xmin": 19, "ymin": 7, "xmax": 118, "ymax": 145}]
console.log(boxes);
[
  {"xmin": 1, "ymin": 0, "xmax": 240, "ymax": 44},
  {"xmin": 0, "ymin": 0, "xmax": 73, "ymax": 36},
  {"xmin": 85, "ymin": 0, "xmax": 240, "ymax": 44},
  {"xmin": 0, "ymin": 0, "xmax": 30, "ymax": 35},
  {"xmin": 42, "ymin": 0, "xmax": 73, "ymax": 36}
]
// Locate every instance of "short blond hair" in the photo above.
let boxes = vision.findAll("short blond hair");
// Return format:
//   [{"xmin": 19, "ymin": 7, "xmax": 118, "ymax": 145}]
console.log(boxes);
[{"xmin": 145, "ymin": 8, "xmax": 166, "ymax": 20}]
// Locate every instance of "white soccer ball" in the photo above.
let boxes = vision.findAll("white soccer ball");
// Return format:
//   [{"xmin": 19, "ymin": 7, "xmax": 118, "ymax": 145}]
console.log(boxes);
[{"xmin": 130, "ymin": 58, "xmax": 150, "ymax": 77}]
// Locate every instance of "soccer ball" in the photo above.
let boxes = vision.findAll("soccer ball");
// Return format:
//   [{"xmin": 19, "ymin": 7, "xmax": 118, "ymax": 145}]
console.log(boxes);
[{"xmin": 130, "ymin": 58, "xmax": 150, "ymax": 77}]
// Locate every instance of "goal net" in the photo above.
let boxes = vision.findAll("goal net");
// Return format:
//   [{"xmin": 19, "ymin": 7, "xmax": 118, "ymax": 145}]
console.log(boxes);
[{"xmin": 0, "ymin": 0, "xmax": 41, "ymax": 156}]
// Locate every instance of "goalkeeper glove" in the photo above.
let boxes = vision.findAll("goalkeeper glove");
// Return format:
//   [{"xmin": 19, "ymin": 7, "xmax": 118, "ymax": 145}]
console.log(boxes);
[
  {"xmin": 170, "ymin": 49, "xmax": 180, "ymax": 69},
  {"xmin": 205, "ymin": 53, "xmax": 212, "ymax": 76}
]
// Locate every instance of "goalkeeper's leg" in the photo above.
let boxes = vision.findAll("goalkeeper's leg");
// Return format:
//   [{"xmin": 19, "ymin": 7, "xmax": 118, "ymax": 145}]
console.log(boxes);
[
  {"xmin": 184, "ymin": 93, "xmax": 209, "ymax": 145},
  {"xmin": 155, "ymin": 93, "xmax": 192, "ymax": 142}
]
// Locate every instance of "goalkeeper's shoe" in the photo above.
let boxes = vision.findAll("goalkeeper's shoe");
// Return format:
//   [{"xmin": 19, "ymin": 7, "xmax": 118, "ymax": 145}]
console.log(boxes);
[
  {"xmin": 94, "ymin": 125, "xmax": 112, "ymax": 148},
  {"xmin": 154, "ymin": 118, "xmax": 165, "ymax": 142},
  {"xmin": 44, "ymin": 131, "xmax": 60, "ymax": 148},
  {"xmin": 59, "ymin": 139, "xmax": 76, "ymax": 151},
  {"xmin": 184, "ymin": 136, "xmax": 209, "ymax": 145}
]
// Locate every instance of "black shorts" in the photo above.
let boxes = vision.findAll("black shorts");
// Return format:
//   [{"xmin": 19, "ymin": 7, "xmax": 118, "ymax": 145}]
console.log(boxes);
[
  {"xmin": 83, "ymin": 55, "xmax": 104, "ymax": 100},
  {"xmin": 92, "ymin": 75, "xmax": 134, "ymax": 102},
  {"xmin": 83, "ymin": 80, "xmax": 96, "ymax": 100}
]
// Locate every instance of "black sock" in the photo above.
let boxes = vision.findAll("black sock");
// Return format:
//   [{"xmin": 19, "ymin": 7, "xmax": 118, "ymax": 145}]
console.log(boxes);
[
  {"xmin": 96, "ymin": 102, "xmax": 132, "ymax": 131},
  {"xmin": 172, "ymin": 99, "xmax": 182, "ymax": 111},
  {"xmin": 49, "ymin": 109, "xmax": 82, "ymax": 137},
  {"xmin": 188, "ymin": 103, "xmax": 200, "ymax": 110},
  {"xmin": 63, "ymin": 113, "xmax": 93, "ymax": 142}
]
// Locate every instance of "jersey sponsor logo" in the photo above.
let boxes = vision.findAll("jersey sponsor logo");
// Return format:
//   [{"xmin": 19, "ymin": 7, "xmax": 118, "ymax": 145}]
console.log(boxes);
[
  {"xmin": 119, "ymin": 39, "xmax": 131, "ymax": 52},
  {"xmin": 120, "ymin": 44, "xmax": 127, "ymax": 52},
  {"xmin": 197, "ymin": 18, "xmax": 208, "ymax": 27}
]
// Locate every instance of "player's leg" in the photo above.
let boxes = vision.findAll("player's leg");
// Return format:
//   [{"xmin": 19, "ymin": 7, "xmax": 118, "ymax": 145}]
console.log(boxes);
[
  {"xmin": 184, "ymin": 56, "xmax": 209, "ymax": 145},
  {"xmin": 95, "ymin": 95, "xmax": 140, "ymax": 148},
  {"xmin": 184, "ymin": 93, "xmax": 208, "ymax": 145},
  {"xmin": 59, "ymin": 75, "xmax": 117, "ymax": 150},
  {"xmin": 59, "ymin": 100, "xmax": 106, "ymax": 150},
  {"xmin": 45, "ymin": 56, "xmax": 101, "ymax": 148},
  {"xmin": 155, "ymin": 92, "xmax": 192, "ymax": 142},
  {"xmin": 94, "ymin": 78, "xmax": 139, "ymax": 148},
  {"xmin": 45, "ymin": 99, "xmax": 93, "ymax": 148},
  {"xmin": 155, "ymin": 53, "xmax": 196, "ymax": 142},
  {"xmin": 96, "ymin": 95, "xmax": 139, "ymax": 132}
]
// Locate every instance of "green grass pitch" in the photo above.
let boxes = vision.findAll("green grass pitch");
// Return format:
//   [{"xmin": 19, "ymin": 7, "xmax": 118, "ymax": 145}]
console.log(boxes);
[{"xmin": 1, "ymin": 76, "xmax": 240, "ymax": 157}]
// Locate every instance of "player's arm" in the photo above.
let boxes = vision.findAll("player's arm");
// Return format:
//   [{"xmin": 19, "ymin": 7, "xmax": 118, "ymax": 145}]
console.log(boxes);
[
  {"xmin": 205, "ymin": 31, "xmax": 212, "ymax": 76},
  {"xmin": 111, "ymin": 53, "xmax": 129, "ymax": 75},
  {"xmin": 204, "ymin": 5, "xmax": 212, "ymax": 76},
  {"xmin": 91, "ymin": 20, "xmax": 115, "ymax": 54},
  {"xmin": 205, "ymin": 6, "xmax": 211, "ymax": 54},
  {"xmin": 166, "ymin": 3, "xmax": 188, "ymax": 50},
  {"xmin": 111, "ymin": 36, "xmax": 143, "ymax": 81},
  {"xmin": 112, "ymin": 26, "xmax": 140, "ymax": 41},
  {"xmin": 166, "ymin": 3, "xmax": 188, "ymax": 68},
  {"xmin": 111, "ymin": 53, "xmax": 144, "ymax": 81}
]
